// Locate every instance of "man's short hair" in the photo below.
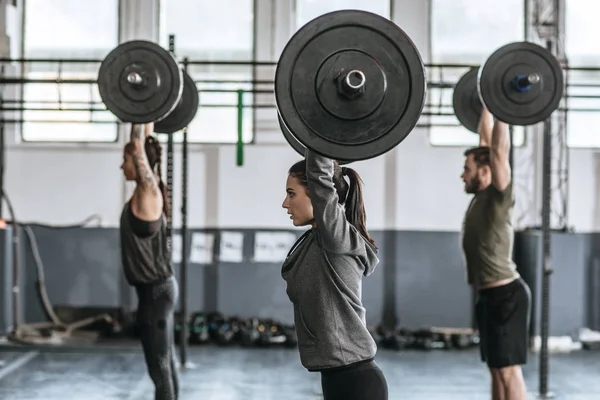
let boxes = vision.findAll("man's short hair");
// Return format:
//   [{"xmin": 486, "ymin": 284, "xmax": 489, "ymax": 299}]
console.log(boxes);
[{"xmin": 464, "ymin": 146, "xmax": 490, "ymax": 167}]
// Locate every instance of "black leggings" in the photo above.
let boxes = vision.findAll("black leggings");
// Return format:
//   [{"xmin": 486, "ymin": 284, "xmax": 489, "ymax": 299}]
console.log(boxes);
[
  {"xmin": 321, "ymin": 360, "xmax": 388, "ymax": 400},
  {"xmin": 135, "ymin": 276, "xmax": 179, "ymax": 400}
]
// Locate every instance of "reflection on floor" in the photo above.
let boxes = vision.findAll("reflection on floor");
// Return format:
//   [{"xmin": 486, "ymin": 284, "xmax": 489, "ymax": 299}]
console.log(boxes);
[{"xmin": 0, "ymin": 345, "xmax": 598, "ymax": 399}]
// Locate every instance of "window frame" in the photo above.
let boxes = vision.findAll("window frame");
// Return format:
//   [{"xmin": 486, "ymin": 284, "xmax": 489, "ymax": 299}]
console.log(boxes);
[
  {"xmin": 426, "ymin": 126, "xmax": 528, "ymax": 148},
  {"xmin": 18, "ymin": 0, "xmax": 121, "ymax": 145},
  {"xmin": 293, "ymin": 0, "xmax": 393, "ymax": 30},
  {"xmin": 427, "ymin": 0, "xmax": 528, "ymax": 148},
  {"xmin": 156, "ymin": 0, "xmax": 257, "ymax": 145},
  {"xmin": 14, "ymin": 0, "xmax": 258, "ymax": 147},
  {"xmin": 564, "ymin": 1, "xmax": 600, "ymax": 149}
]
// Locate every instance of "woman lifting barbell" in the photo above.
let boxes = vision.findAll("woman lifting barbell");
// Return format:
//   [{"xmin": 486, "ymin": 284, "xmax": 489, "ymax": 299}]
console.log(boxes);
[
  {"xmin": 280, "ymin": 149, "xmax": 388, "ymax": 400},
  {"xmin": 120, "ymin": 122, "xmax": 179, "ymax": 400}
]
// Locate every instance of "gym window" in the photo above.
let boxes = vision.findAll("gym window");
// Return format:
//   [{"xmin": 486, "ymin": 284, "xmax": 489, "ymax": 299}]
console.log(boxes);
[
  {"xmin": 564, "ymin": 1, "xmax": 600, "ymax": 148},
  {"xmin": 294, "ymin": 0, "xmax": 391, "ymax": 29},
  {"xmin": 158, "ymin": 0, "xmax": 255, "ymax": 144},
  {"xmin": 20, "ymin": 0, "xmax": 119, "ymax": 142},
  {"xmin": 428, "ymin": 0, "xmax": 526, "ymax": 147}
]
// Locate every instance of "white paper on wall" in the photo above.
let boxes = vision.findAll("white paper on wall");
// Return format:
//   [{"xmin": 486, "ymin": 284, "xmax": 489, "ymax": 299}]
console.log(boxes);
[
  {"xmin": 171, "ymin": 234, "xmax": 182, "ymax": 263},
  {"xmin": 253, "ymin": 231, "xmax": 298, "ymax": 263},
  {"xmin": 219, "ymin": 231, "xmax": 244, "ymax": 263},
  {"xmin": 189, "ymin": 232, "xmax": 215, "ymax": 264}
]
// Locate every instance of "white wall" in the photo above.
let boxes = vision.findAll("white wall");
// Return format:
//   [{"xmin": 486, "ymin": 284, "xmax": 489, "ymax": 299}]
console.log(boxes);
[{"xmin": 2, "ymin": 0, "xmax": 599, "ymax": 232}]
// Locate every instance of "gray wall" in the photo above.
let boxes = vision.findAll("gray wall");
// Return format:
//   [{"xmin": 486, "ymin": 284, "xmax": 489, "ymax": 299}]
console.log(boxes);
[
  {"xmin": 3, "ymin": 227, "xmax": 599, "ymax": 338},
  {"xmin": 514, "ymin": 231, "xmax": 588, "ymax": 338},
  {"xmin": 514, "ymin": 231, "xmax": 600, "ymax": 337}
]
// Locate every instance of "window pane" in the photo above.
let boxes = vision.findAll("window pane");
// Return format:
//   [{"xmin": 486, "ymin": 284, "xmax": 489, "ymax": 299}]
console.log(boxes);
[
  {"xmin": 566, "ymin": 1, "xmax": 600, "ymax": 65},
  {"xmin": 431, "ymin": 0, "xmax": 524, "ymax": 64},
  {"xmin": 565, "ymin": 1, "xmax": 600, "ymax": 148},
  {"xmin": 159, "ymin": 0, "xmax": 254, "ymax": 144},
  {"xmin": 429, "ymin": 0, "xmax": 525, "ymax": 147},
  {"xmin": 295, "ymin": 0, "xmax": 390, "ymax": 28},
  {"xmin": 22, "ymin": 0, "xmax": 119, "ymax": 142},
  {"xmin": 428, "ymin": 126, "xmax": 526, "ymax": 147},
  {"xmin": 563, "ymin": 69, "xmax": 600, "ymax": 148}
]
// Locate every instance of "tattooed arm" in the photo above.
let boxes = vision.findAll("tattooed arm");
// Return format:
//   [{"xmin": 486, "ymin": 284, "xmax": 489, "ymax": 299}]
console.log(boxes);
[{"xmin": 129, "ymin": 123, "xmax": 163, "ymax": 221}]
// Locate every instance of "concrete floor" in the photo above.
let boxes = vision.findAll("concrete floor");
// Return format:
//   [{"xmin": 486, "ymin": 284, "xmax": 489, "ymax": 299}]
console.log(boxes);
[{"xmin": 0, "ymin": 345, "xmax": 598, "ymax": 400}]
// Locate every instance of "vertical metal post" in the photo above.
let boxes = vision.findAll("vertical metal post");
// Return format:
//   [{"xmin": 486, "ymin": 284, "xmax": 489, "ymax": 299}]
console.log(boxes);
[
  {"xmin": 0, "ymin": 123, "xmax": 4, "ymax": 219},
  {"xmin": 165, "ymin": 35, "xmax": 177, "ymax": 366},
  {"xmin": 509, "ymin": 125, "xmax": 517, "ymax": 266},
  {"xmin": 509, "ymin": 125, "xmax": 515, "ymax": 184},
  {"xmin": 539, "ymin": 116, "xmax": 553, "ymax": 398},
  {"xmin": 524, "ymin": 0, "xmax": 530, "ymax": 40},
  {"xmin": 0, "ymin": 71, "xmax": 5, "ymax": 219},
  {"xmin": 10, "ymin": 214, "xmax": 19, "ymax": 331},
  {"xmin": 538, "ymin": 40, "xmax": 554, "ymax": 398},
  {"xmin": 236, "ymin": 90, "xmax": 244, "ymax": 166},
  {"xmin": 179, "ymin": 58, "xmax": 190, "ymax": 368},
  {"xmin": 166, "ymin": 34, "xmax": 175, "ymax": 254},
  {"xmin": 0, "ymin": 83, "xmax": 18, "ymax": 333}
]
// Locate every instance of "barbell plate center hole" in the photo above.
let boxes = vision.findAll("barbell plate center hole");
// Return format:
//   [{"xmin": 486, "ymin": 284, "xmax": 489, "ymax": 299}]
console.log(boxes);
[{"xmin": 345, "ymin": 70, "xmax": 366, "ymax": 91}]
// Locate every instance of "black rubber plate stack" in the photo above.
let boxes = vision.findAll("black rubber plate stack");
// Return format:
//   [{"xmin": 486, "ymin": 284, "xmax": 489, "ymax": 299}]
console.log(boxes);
[
  {"xmin": 478, "ymin": 41, "xmax": 564, "ymax": 126},
  {"xmin": 275, "ymin": 10, "xmax": 427, "ymax": 162},
  {"xmin": 278, "ymin": 114, "xmax": 351, "ymax": 165},
  {"xmin": 154, "ymin": 70, "xmax": 200, "ymax": 134},
  {"xmin": 98, "ymin": 40, "xmax": 183, "ymax": 124},
  {"xmin": 453, "ymin": 67, "xmax": 483, "ymax": 134}
]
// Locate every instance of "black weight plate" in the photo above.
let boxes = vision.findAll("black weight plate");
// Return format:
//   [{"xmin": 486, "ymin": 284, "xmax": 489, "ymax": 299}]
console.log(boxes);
[
  {"xmin": 275, "ymin": 10, "xmax": 426, "ymax": 162},
  {"xmin": 478, "ymin": 41, "xmax": 564, "ymax": 126},
  {"xmin": 154, "ymin": 70, "xmax": 199, "ymax": 134},
  {"xmin": 278, "ymin": 112, "xmax": 306, "ymax": 158},
  {"xmin": 453, "ymin": 68, "xmax": 483, "ymax": 134},
  {"xmin": 278, "ymin": 113, "xmax": 350, "ymax": 165},
  {"xmin": 98, "ymin": 40, "xmax": 183, "ymax": 123}
]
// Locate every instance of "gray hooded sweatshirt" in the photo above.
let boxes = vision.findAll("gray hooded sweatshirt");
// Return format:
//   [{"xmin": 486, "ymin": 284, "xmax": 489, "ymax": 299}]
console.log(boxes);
[{"xmin": 281, "ymin": 149, "xmax": 379, "ymax": 371}]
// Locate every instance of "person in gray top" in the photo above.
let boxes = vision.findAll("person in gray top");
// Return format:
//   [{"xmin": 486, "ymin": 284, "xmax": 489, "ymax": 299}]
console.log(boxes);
[{"xmin": 281, "ymin": 149, "xmax": 388, "ymax": 400}]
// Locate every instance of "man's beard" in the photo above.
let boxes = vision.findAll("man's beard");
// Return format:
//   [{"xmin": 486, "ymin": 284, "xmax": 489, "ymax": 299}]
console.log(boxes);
[{"xmin": 465, "ymin": 176, "xmax": 481, "ymax": 194}]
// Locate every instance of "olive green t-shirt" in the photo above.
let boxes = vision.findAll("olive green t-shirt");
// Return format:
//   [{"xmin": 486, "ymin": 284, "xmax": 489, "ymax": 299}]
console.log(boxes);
[{"xmin": 461, "ymin": 182, "xmax": 519, "ymax": 287}]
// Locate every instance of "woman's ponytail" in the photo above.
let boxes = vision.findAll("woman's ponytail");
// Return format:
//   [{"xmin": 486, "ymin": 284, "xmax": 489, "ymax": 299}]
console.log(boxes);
[{"xmin": 341, "ymin": 167, "xmax": 376, "ymax": 249}]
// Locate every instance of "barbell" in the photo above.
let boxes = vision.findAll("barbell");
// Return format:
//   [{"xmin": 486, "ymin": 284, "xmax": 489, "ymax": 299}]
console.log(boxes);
[
  {"xmin": 453, "ymin": 41, "xmax": 565, "ymax": 133},
  {"xmin": 97, "ymin": 40, "xmax": 200, "ymax": 134},
  {"xmin": 276, "ymin": 10, "xmax": 565, "ymax": 159}
]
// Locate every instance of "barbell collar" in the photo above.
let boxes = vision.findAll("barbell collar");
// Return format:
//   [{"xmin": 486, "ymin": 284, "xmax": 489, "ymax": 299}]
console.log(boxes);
[
  {"xmin": 476, "ymin": 41, "xmax": 564, "ymax": 126},
  {"xmin": 512, "ymin": 73, "xmax": 540, "ymax": 92},
  {"xmin": 344, "ymin": 70, "xmax": 366, "ymax": 92},
  {"xmin": 528, "ymin": 73, "xmax": 541, "ymax": 84},
  {"xmin": 127, "ymin": 72, "xmax": 144, "ymax": 86},
  {"xmin": 337, "ymin": 69, "xmax": 367, "ymax": 100}
]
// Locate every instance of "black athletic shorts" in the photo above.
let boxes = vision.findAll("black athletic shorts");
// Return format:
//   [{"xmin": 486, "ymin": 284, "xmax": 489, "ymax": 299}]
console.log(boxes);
[{"xmin": 475, "ymin": 277, "xmax": 531, "ymax": 369}]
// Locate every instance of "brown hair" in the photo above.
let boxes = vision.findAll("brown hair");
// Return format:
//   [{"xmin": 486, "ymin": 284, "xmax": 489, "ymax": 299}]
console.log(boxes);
[
  {"xmin": 288, "ymin": 160, "xmax": 376, "ymax": 249},
  {"xmin": 464, "ymin": 146, "xmax": 490, "ymax": 168}
]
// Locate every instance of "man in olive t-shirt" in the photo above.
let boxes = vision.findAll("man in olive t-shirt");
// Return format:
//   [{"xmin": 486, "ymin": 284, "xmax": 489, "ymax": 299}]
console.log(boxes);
[{"xmin": 461, "ymin": 108, "xmax": 531, "ymax": 400}]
